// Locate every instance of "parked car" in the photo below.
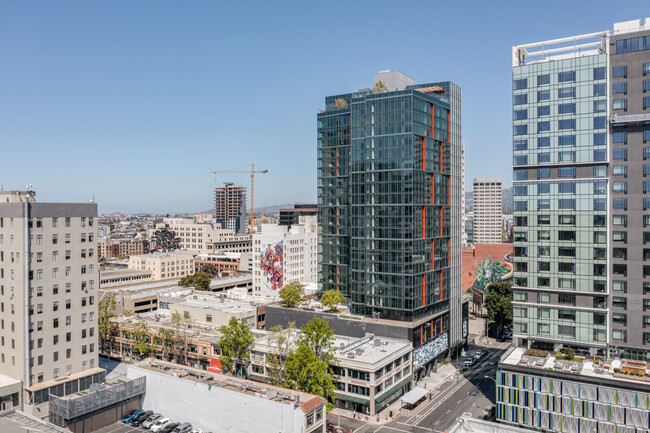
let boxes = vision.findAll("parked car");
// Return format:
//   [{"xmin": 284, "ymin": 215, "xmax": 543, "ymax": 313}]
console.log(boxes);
[
  {"xmin": 464, "ymin": 358, "xmax": 474, "ymax": 367},
  {"xmin": 132, "ymin": 410, "xmax": 154, "ymax": 427},
  {"xmin": 122, "ymin": 409, "xmax": 143, "ymax": 423},
  {"xmin": 159, "ymin": 423, "xmax": 181, "ymax": 433},
  {"xmin": 190, "ymin": 429, "xmax": 203, "ymax": 433},
  {"xmin": 150, "ymin": 418, "xmax": 172, "ymax": 433},
  {"xmin": 473, "ymin": 352, "xmax": 483, "ymax": 360},
  {"xmin": 143, "ymin": 414, "xmax": 163, "ymax": 429},
  {"xmin": 172, "ymin": 423, "xmax": 193, "ymax": 433}
]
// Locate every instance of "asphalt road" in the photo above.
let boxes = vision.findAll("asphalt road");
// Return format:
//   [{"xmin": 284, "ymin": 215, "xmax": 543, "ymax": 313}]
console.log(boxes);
[{"xmin": 357, "ymin": 342, "xmax": 509, "ymax": 433}]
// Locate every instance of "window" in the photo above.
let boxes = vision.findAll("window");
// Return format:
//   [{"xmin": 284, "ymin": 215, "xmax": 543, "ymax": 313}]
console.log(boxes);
[
  {"xmin": 538, "ymin": 121, "xmax": 550, "ymax": 132},
  {"xmin": 593, "ymin": 149, "xmax": 606, "ymax": 161},
  {"xmin": 538, "ymin": 168, "xmax": 550, "ymax": 179},
  {"xmin": 514, "ymin": 78, "xmax": 527, "ymax": 90},
  {"xmin": 645, "ymin": 97, "xmax": 650, "ymax": 109},
  {"xmin": 537, "ymin": 215, "xmax": 550, "ymax": 225},
  {"xmin": 558, "ymin": 71, "xmax": 575, "ymax": 82},
  {"xmin": 537, "ymin": 137, "xmax": 550, "ymax": 147},
  {"xmin": 558, "ymin": 199, "xmax": 575, "ymax": 210},
  {"xmin": 558, "ymin": 103, "xmax": 575, "ymax": 114},
  {"xmin": 538, "ymin": 277, "xmax": 550, "ymax": 287},
  {"xmin": 594, "ymin": 116, "xmax": 606, "ymax": 129},
  {"xmin": 513, "ymin": 292, "xmax": 527, "ymax": 302},
  {"xmin": 514, "ymin": 125, "xmax": 527, "ymax": 136},
  {"xmin": 514, "ymin": 170, "xmax": 528, "ymax": 180},
  {"xmin": 594, "ymin": 133, "xmax": 606, "ymax": 146},
  {"xmin": 559, "ymin": 215, "xmax": 575, "ymax": 225},
  {"xmin": 613, "ymin": 215, "xmax": 627, "ymax": 227},
  {"xmin": 538, "ymin": 182, "xmax": 550, "ymax": 194},
  {"xmin": 613, "ymin": 231, "xmax": 627, "ymax": 242},
  {"xmin": 558, "ymin": 87, "xmax": 575, "ymax": 98},
  {"xmin": 613, "ymin": 329, "xmax": 627, "ymax": 342},
  {"xmin": 514, "ymin": 94, "xmax": 527, "ymax": 105},
  {"xmin": 514, "ymin": 109, "xmax": 527, "ymax": 120},
  {"xmin": 613, "ymin": 131, "xmax": 627, "ymax": 144},
  {"xmin": 613, "ymin": 148, "xmax": 628, "ymax": 161},
  {"xmin": 613, "ymin": 297, "xmax": 627, "ymax": 309},
  {"xmin": 613, "ymin": 248, "xmax": 627, "ymax": 260},
  {"xmin": 613, "ymin": 198, "xmax": 627, "ymax": 210},
  {"xmin": 613, "ymin": 66, "xmax": 627, "ymax": 78},
  {"xmin": 613, "ymin": 165, "xmax": 627, "ymax": 176},
  {"xmin": 537, "ymin": 199, "xmax": 550, "ymax": 210},
  {"xmin": 537, "ymin": 106, "xmax": 550, "ymax": 116},
  {"xmin": 594, "ymin": 165, "xmax": 607, "ymax": 177},
  {"xmin": 537, "ymin": 74, "xmax": 550, "ymax": 85},
  {"xmin": 514, "ymin": 139, "xmax": 527, "ymax": 150},
  {"xmin": 613, "ymin": 182, "xmax": 627, "ymax": 193},
  {"xmin": 558, "ymin": 325, "xmax": 576, "ymax": 338},
  {"xmin": 594, "ymin": 83, "xmax": 606, "ymax": 96},
  {"xmin": 594, "ymin": 100, "xmax": 607, "ymax": 112},
  {"xmin": 538, "ymin": 292, "xmax": 550, "ymax": 303},
  {"xmin": 558, "ymin": 119, "xmax": 575, "ymax": 130},
  {"xmin": 538, "ymin": 246, "xmax": 550, "ymax": 256},
  {"xmin": 538, "ymin": 152, "xmax": 550, "ymax": 163},
  {"xmin": 559, "ymin": 294, "xmax": 575, "ymax": 304},
  {"xmin": 558, "ymin": 247, "xmax": 575, "ymax": 257},
  {"xmin": 613, "ymin": 82, "xmax": 627, "ymax": 94},
  {"xmin": 537, "ymin": 89, "xmax": 550, "ymax": 101},
  {"xmin": 559, "ymin": 150, "xmax": 576, "ymax": 163},
  {"xmin": 558, "ymin": 167, "xmax": 575, "ymax": 178},
  {"xmin": 538, "ymin": 231, "xmax": 550, "ymax": 241},
  {"xmin": 613, "ymin": 99, "xmax": 627, "ymax": 111}
]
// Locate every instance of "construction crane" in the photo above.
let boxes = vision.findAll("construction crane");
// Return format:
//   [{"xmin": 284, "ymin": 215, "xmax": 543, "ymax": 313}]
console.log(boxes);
[{"xmin": 211, "ymin": 164, "xmax": 268, "ymax": 233}]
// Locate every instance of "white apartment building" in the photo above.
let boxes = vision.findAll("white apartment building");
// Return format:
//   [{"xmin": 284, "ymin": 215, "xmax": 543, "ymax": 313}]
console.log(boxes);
[
  {"xmin": 127, "ymin": 252, "xmax": 194, "ymax": 281},
  {"xmin": 0, "ymin": 191, "xmax": 104, "ymax": 419},
  {"xmin": 472, "ymin": 178, "xmax": 502, "ymax": 244},
  {"xmin": 252, "ymin": 216, "xmax": 317, "ymax": 297},
  {"xmin": 250, "ymin": 332, "xmax": 413, "ymax": 416},
  {"xmin": 150, "ymin": 218, "xmax": 251, "ymax": 253}
]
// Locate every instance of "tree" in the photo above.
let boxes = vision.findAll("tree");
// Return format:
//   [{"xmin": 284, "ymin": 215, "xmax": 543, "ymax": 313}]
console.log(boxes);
[
  {"xmin": 133, "ymin": 321, "xmax": 153, "ymax": 360},
  {"xmin": 278, "ymin": 282, "xmax": 304, "ymax": 308},
  {"xmin": 372, "ymin": 80, "xmax": 387, "ymax": 94},
  {"xmin": 200, "ymin": 264, "xmax": 219, "ymax": 278},
  {"xmin": 320, "ymin": 290, "xmax": 346, "ymax": 313},
  {"xmin": 265, "ymin": 322, "xmax": 298, "ymax": 386},
  {"xmin": 98, "ymin": 294, "xmax": 117, "ymax": 354},
  {"xmin": 334, "ymin": 98, "xmax": 348, "ymax": 109},
  {"xmin": 218, "ymin": 317, "xmax": 254, "ymax": 377},
  {"xmin": 157, "ymin": 327, "xmax": 175, "ymax": 361},
  {"xmin": 299, "ymin": 318, "xmax": 335, "ymax": 363},
  {"xmin": 170, "ymin": 311, "xmax": 188, "ymax": 364},
  {"xmin": 178, "ymin": 272, "xmax": 212, "ymax": 291},
  {"xmin": 484, "ymin": 283, "xmax": 513, "ymax": 337},
  {"xmin": 284, "ymin": 344, "xmax": 336, "ymax": 412}
]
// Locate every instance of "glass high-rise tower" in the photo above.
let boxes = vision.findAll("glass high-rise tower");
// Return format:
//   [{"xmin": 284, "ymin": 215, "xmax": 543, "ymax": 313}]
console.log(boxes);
[
  {"xmin": 317, "ymin": 71, "xmax": 464, "ymax": 354},
  {"xmin": 512, "ymin": 19, "xmax": 650, "ymax": 360}
]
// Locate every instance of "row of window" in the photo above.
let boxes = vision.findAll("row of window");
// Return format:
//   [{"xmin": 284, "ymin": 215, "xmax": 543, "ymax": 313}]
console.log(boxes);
[
  {"xmin": 514, "ymin": 86, "xmax": 608, "ymax": 105},
  {"xmin": 514, "ymin": 117, "xmax": 606, "ymax": 135},
  {"xmin": 513, "ymin": 64, "xmax": 650, "ymax": 91},
  {"xmin": 0, "ymin": 217, "xmax": 93, "ymax": 229},
  {"xmin": 612, "ymin": 96, "xmax": 650, "ymax": 111}
]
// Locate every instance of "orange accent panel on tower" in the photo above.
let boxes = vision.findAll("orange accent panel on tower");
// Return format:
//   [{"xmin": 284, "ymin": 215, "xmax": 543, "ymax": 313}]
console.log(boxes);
[
  {"xmin": 440, "ymin": 271, "xmax": 443, "ymax": 301},
  {"xmin": 422, "ymin": 274, "xmax": 426, "ymax": 308}
]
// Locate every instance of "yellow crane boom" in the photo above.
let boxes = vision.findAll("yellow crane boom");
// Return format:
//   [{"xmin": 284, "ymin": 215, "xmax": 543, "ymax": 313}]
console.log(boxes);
[{"xmin": 211, "ymin": 164, "xmax": 268, "ymax": 233}]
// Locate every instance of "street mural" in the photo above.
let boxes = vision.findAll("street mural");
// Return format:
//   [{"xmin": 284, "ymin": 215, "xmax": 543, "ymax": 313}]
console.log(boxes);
[{"xmin": 260, "ymin": 241, "xmax": 283, "ymax": 291}]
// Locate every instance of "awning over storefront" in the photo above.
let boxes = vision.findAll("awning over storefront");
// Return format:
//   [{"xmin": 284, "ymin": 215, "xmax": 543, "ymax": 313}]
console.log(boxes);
[
  {"xmin": 208, "ymin": 358, "xmax": 222, "ymax": 374},
  {"xmin": 400, "ymin": 387, "xmax": 428, "ymax": 405}
]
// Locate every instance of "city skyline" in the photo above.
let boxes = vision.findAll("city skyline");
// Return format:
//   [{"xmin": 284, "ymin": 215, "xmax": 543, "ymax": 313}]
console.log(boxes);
[{"xmin": 2, "ymin": 1, "xmax": 649, "ymax": 214}]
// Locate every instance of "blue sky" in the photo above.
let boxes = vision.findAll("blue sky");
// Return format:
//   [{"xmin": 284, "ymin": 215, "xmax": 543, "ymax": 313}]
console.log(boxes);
[{"xmin": 1, "ymin": 1, "xmax": 647, "ymax": 213}]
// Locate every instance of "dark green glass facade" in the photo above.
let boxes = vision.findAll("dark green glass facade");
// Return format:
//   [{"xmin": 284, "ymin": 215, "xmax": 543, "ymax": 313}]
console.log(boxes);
[{"xmin": 318, "ymin": 84, "xmax": 462, "ymax": 331}]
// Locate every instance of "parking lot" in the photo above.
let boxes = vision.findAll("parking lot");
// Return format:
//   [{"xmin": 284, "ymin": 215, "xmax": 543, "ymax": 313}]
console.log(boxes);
[{"xmin": 94, "ymin": 421, "xmax": 146, "ymax": 433}]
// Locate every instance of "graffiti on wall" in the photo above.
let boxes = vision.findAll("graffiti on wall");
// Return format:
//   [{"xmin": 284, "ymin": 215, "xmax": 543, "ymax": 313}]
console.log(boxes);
[
  {"xmin": 413, "ymin": 332, "xmax": 449, "ymax": 369},
  {"xmin": 260, "ymin": 241, "xmax": 283, "ymax": 291}
]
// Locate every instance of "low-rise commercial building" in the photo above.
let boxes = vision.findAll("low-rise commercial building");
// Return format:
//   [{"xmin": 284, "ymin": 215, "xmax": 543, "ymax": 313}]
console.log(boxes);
[
  {"xmin": 127, "ymin": 252, "xmax": 194, "ymax": 281},
  {"xmin": 127, "ymin": 359, "xmax": 326, "ymax": 433},
  {"xmin": 99, "ymin": 269, "xmax": 153, "ymax": 288},
  {"xmin": 195, "ymin": 251, "xmax": 252, "ymax": 273},
  {"xmin": 151, "ymin": 218, "xmax": 251, "ymax": 253},
  {"xmin": 250, "ymin": 332, "xmax": 412, "ymax": 416},
  {"xmin": 497, "ymin": 346, "xmax": 650, "ymax": 432}
]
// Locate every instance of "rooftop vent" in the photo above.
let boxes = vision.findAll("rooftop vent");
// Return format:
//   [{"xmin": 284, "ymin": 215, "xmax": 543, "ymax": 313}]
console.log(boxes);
[
  {"xmin": 374, "ymin": 339, "xmax": 382, "ymax": 347},
  {"xmin": 347, "ymin": 352, "xmax": 355, "ymax": 359}
]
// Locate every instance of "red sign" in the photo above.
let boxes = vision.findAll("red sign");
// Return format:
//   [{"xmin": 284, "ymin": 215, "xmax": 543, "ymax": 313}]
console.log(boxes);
[{"xmin": 208, "ymin": 358, "xmax": 222, "ymax": 374}]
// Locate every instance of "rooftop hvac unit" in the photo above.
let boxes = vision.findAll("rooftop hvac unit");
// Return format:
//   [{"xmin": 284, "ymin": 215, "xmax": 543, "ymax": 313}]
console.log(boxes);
[
  {"xmin": 374, "ymin": 339, "xmax": 382, "ymax": 347},
  {"xmin": 347, "ymin": 352, "xmax": 355, "ymax": 359}
]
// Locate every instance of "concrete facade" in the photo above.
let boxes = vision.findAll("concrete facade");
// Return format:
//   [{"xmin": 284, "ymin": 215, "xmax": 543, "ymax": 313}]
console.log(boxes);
[
  {"xmin": 0, "ymin": 191, "xmax": 103, "ymax": 419},
  {"xmin": 214, "ymin": 183, "xmax": 247, "ymax": 234},
  {"xmin": 473, "ymin": 178, "xmax": 502, "ymax": 244},
  {"xmin": 252, "ymin": 218, "xmax": 317, "ymax": 297},
  {"xmin": 151, "ymin": 218, "xmax": 250, "ymax": 254},
  {"xmin": 127, "ymin": 360, "xmax": 326, "ymax": 433},
  {"xmin": 127, "ymin": 252, "xmax": 194, "ymax": 281}
]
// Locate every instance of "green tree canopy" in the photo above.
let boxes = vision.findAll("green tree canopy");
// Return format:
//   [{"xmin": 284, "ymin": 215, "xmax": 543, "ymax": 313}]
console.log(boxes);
[
  {"xmin": 320, "ymin": 289, "xmax": 346, "ymax": 313},
  {"xmin": 284, "ymin": 344, "xmax": 336, "ymax": 411},
  {"xmin": 278, "ymin": 282, "xmax": 304, "ymax": 308},
  {"xmin": 200, "ymin": 264, "xmax": 219, "ymax": 278},
  {"xmin": 218, "ymin": 317, "xmax": 254, "ymax": 377},
  {"xmin": 178, "ymin": 272, "xmax": 212, "ymax": 291},
  {"xmin": 372, "ymin": 80, "xmax": 387, "ymax": 94},
  {"xmin": 133, "ymin": 321, "xmax": 153, "ymax": 359},
  {"xmin": 98, "ymin": 294, "xmax": 117, "ymax": 353},
  {"xmin": 484, "ymin": 283, "xmax": 513, "ymax": 332},
  {"xmin": 299, "ymin": 317, "xmax": 335, "ymax": 363},
  {"xmin": 157, "ymin": 327, "xmax": 175, "ymax": 361},
  {"xmin": 266, "ymin": 322, "xmax": 297, "ymax": 386}
]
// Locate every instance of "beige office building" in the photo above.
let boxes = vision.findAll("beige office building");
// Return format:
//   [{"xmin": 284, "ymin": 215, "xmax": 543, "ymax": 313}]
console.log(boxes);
[
  {"xmin": 0, "ymin": 191, "xmax": 104, "ymax": 418},
  {"xmin": 151, "ymin": 218, "xmax": 251, "ymax": 253},
  {"xmin": 472, "ymin": 178, "xmax": 502, "ymax": 244},
  {"xmin": 127, "ymin": 252, "xmax": 194, "ymax": 281}
]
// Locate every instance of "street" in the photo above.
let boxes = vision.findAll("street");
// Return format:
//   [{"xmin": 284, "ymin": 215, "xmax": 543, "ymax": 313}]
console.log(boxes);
[{"xmin": 354, "ymin": 342, "xmax": 508, "ymax": 433}]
